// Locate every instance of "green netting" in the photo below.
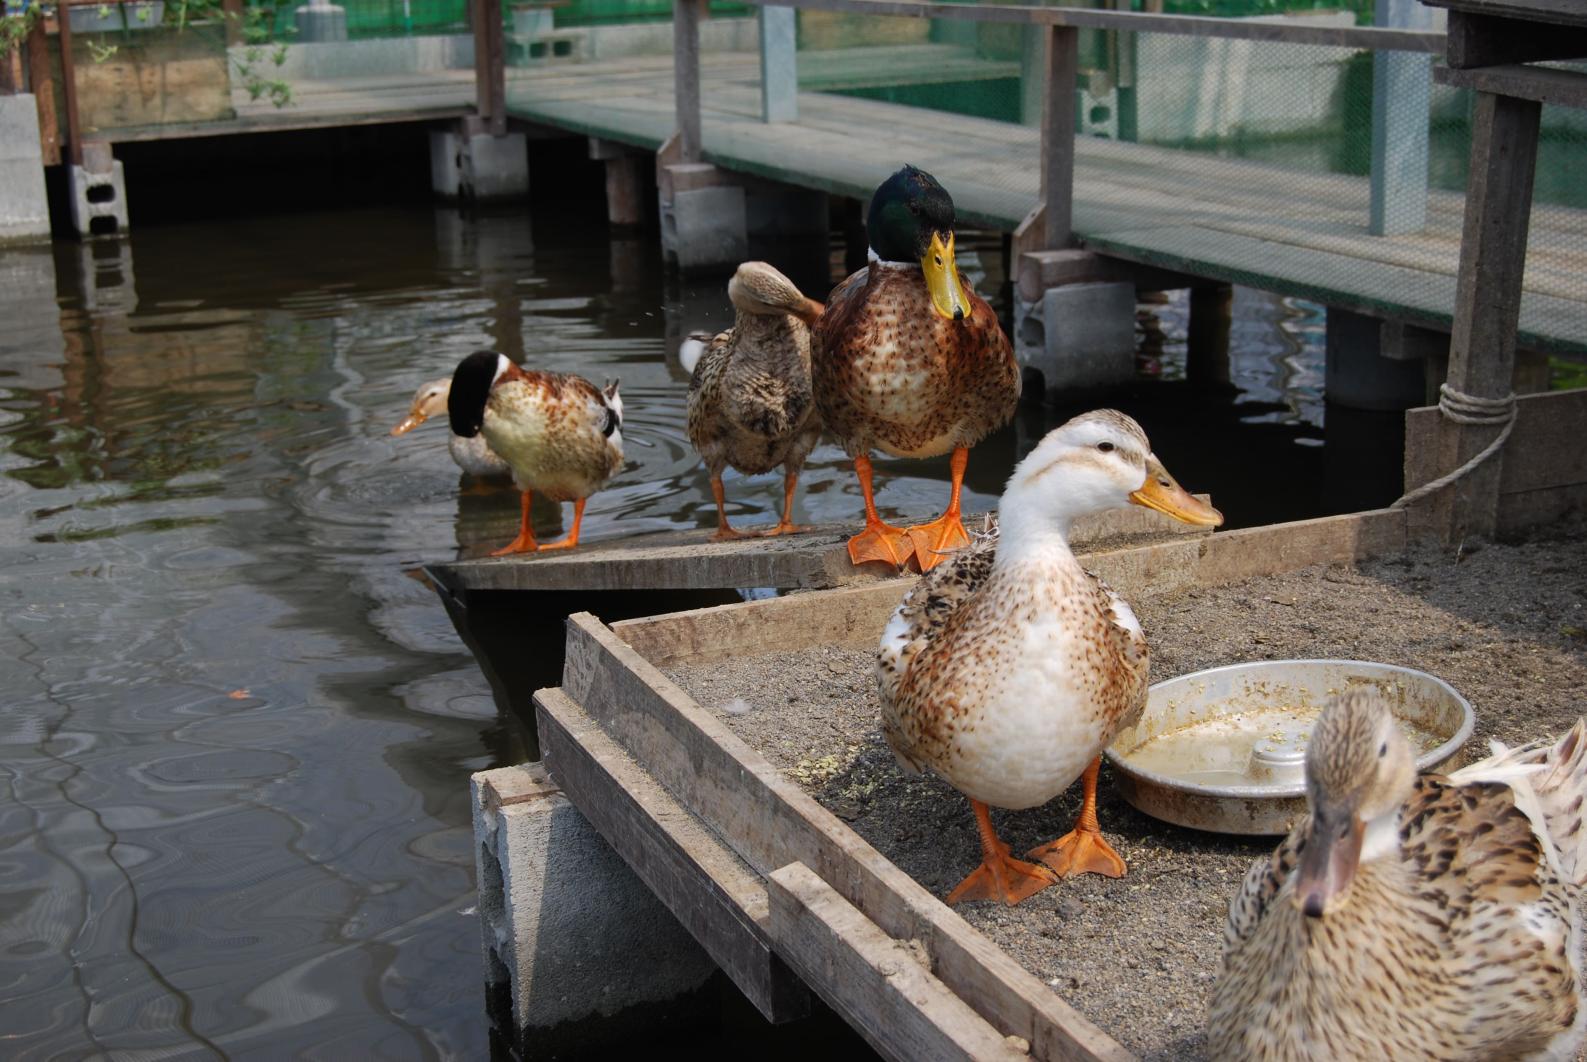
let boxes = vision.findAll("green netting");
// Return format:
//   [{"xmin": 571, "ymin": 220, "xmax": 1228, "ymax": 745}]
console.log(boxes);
[{"xmin": 261, "ymin": 0, "xmax": 745, "ymax": 37}]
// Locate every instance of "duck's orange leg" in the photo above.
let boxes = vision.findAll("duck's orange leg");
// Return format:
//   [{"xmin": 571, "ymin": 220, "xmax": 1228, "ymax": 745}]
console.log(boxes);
[
  {"xmin": 708, "ymin": 475, "xmax": 748, "ymax": 542},
  {"xmin": 905, "ymin": 446, "xmax": 971, "ymax": 572},
  {"xmin": 491, "ymin": 490, "xmax": 541, "ymax": 555},
  {"xmin": 947, "ymin": 799, "xmax": 1059, "ymax": 906},
  {"xmin": 538, "ymin": 497, "xmax": 588, "ymax": 552},
  {"xmin": 847, "ymin": 454, "xmax": 913, "ymax": 568},
  {"xmin": 762, "ymin": 470, "xmax": 806, "ymax": 537},
  {"xmin": 1027, "ymin": 757, "xmax": 1127, "ymax": 879}
]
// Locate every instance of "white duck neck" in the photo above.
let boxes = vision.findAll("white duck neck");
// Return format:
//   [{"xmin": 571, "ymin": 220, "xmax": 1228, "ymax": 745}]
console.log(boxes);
[{"xmin": 993, "ymin": 489, "xmax": 1084, "ymax": 574}]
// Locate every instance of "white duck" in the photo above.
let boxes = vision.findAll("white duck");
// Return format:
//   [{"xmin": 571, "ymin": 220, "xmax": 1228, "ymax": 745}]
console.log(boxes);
[{"xmin": 878, "ymin": 410, "xmax": 1222, "ymax": 905}]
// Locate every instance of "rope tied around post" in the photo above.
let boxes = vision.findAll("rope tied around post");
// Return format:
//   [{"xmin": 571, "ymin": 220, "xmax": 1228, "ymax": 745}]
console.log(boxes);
[{"xmin": 1391, "ymin": 383, "xmax": 1517, "ymax": 509}]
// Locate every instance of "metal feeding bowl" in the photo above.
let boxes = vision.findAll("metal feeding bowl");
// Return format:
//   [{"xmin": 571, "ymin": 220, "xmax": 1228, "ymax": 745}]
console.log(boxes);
[{"xmin": 1104, "ymin": 660, "xmax": 1475, "ymax": 836}]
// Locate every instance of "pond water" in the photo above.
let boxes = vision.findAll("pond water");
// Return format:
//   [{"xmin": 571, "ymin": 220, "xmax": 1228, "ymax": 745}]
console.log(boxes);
[{"xmin": 0, "ymin": 200, "xmax": 1362, "ymax": 1057}]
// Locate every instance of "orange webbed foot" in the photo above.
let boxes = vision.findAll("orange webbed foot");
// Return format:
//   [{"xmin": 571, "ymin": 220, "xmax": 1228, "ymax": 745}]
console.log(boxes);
[
  {"xmin": 535, "ymin": 537, "xmax": 580, "ymax": 552},
  {"xmin": 490, "ymin": 534, "xmax": 539, "ymax": 556},
  {"xmin": 760, "ymin": 521, "xmax": 807, "ymax": 538},
  {"xmin": 904, "ymin": 511, "xmax": 971, "ymax": 572},
  {"xmin": 947, "ymin": 841, "xmax": 1059, "ymax": 906},
  {"xmin": 1028, "ymin": 826, "xmax": 1127, "ymax": 879},
  {"xmin": 710, "ymin": 524, "xmax": 750, "ymax": 542},
  {"xmin": 847, "ymin": 520, "xmax": 914, "ymax": 569}
]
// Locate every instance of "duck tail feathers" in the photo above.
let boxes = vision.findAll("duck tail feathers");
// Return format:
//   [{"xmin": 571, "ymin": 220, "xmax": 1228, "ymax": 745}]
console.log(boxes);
[{"xmin": 1454, "ymin": 718, "xmax": 1587, "ymax": 885}]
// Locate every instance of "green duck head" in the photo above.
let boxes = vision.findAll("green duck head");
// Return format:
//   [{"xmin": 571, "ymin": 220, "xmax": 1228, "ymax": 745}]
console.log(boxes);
[{"xmin": 867, "ymin": 165, "xmax": 972, "ymax": 322}]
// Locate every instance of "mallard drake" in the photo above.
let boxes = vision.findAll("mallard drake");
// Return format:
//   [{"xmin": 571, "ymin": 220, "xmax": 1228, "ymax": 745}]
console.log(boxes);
[
  {"xmin": 447, "ymin": 351, "xmax": 623, "ymax": 555},
  {"xmin": 390, "ymin": 376, "xmax": 512, "ymax": 480},
  {"xmin": 878, "ymin": 410, "xmax": 1221, "ymax": 905},
  {"xmin": 814, "ymin": 164, "xmax": 1021, "ymax": 572},
  {"xmin": 686, "ymin": 261, "xmax": 825, "ymax": 540},
  {"xmin": 1209, "ymin": 690, "xmax": 1587, "ymax": 1061}
]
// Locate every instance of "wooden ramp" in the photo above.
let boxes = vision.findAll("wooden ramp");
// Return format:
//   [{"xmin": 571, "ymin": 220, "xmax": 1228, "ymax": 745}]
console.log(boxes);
[
  {"xmin": 426, "ymin": 500, "xmax": 1212, "ymax": 595},
  {"xmin": 506, "ymin": 51, "xmax": 1587, "ymax": 354}
]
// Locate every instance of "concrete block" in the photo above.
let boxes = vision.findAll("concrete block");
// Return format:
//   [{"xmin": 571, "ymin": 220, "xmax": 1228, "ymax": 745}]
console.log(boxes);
[
  {"xmin": 294, "ymin": 1, "xmax": 348, "ymax": 43},
  {"xmin": 67, "ymin": 157, "xmax": 130, "ymax": 238},
  {"xmin": 1016, "ymin": 280, "xmax": 1137, "ymax": 394},
  {"xmin": 430, "ymin": 129, "xmax": 529, "ymax": 202},
  {"xmin": 472, "ymin": 764, "xmax": 717, "ymax": 1056},
  {"xmin": 1324, "ymin": 307, "xmax": 1427, "ymax": 411},
  {"xmin": 661, "ymin": 185, "xmax": 748, "ymax": 274},
  {"xmin": 0, "ymin": 95, "xmax": 51, "ymax": 244}
]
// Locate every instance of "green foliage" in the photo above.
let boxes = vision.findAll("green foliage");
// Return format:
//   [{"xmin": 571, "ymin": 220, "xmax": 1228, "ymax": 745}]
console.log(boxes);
[
  {"xmin": 231, "ymin": 5, "xmax": 294, "ymax": 107},
  {"xmin": 0, "ymin": 0, "xmax": 42, "ymax": 56}
]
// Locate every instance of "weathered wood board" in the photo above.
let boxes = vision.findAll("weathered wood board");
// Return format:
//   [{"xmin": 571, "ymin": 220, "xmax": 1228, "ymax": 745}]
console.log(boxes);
[
  {"xmin": 516, "ymin": 506, "xmax": 1478, "ymax": 1059},
  {"xmin": 427, "ymin": 500, "xmax": 1211, "ymax": 595}
]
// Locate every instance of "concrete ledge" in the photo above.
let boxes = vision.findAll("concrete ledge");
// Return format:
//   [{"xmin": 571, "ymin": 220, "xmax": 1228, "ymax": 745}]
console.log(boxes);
[
  {"xmin": 0, "ymin": 95, "xmax": 51, "ymax": 244},
  {"xmin": 1016, "ymin": 280, "xmax": 1137, "ymax": 394}
]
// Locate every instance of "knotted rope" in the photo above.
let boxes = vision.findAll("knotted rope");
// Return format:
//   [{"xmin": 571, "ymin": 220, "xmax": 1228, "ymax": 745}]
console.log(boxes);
[{"xmin": 1390, "ymin": 383, "xmax": 1516, "ymax": 510}]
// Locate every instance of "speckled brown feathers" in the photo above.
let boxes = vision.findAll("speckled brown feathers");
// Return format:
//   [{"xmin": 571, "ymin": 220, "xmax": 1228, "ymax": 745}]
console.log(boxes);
[
  {"xmin": 1211, "ymin": 718, "xmax": 1587, "ymax": 1061},
  {"xmin": 482, "ymin": 363, "xmax": 623, "ymax": 502},
  {"xmin": 813, "ymin": 263, "xmax": 1019, "ymax": 459}
]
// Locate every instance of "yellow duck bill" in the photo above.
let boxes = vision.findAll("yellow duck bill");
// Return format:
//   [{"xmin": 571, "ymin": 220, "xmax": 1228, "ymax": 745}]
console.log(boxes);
[
  {"xmin": 390, "ymin": 411, "xmax": 427, "ymax": 436},
  {"xmin": 921, "ymin": 231, "xmax": 971, "ymax": 322},
  {"xmin": 1129, "ymin": 456, "xmax": 1224, "ymax": 527}
]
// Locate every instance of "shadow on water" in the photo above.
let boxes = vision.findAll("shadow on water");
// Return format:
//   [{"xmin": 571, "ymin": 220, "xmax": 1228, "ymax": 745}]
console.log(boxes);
[{"xmin": 0, "ymin": 154, "xmax": 1399, "ymax": 1057}]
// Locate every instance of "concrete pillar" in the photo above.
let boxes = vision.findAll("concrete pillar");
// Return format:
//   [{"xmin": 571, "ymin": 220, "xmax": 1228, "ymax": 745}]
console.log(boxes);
[
  {"xmin": 590, "ymin": 138, "xmax": 646, "ymax": 228},
  {"xmin": 472, "ymin": 764, "xmax": 717, "ymax": 1056},
  {"xmin": 758, "ymin": 6, "xmax": 797, "ymax": 123},
  {"xmin": 1324, "ymin": 307, "xmax": 1427, "ymax": 411},
  {"xmin": 430, "ymin": 120, "xmax": 529, "ymax": 202},
  {"xmin": 67, "ymin": 140, "xmax": 129, "ymax": 238},
  {"xmin": 1369, "ymin": 0, "xmax": 1433, "ymax": 236},
  {"xmin": 0, "ymin": 94, "xmax": 51, "ymax": 243},
  {"xmin": 658, "ymin": 162, "xmax": 748, "ymax": 275},
  {"xmin": 294, "ymin": 0, "xmax": 349, "ymax": 42},
  {"xmin": 1014, "ymin": 250, "xmax": 1137, "ymax": 396}
]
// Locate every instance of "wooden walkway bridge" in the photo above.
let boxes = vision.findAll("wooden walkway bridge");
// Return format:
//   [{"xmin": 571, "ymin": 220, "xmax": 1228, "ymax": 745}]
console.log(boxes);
[{"xmin": 504, "ymin": 40, "xmax": 1587, "ymax": 354}]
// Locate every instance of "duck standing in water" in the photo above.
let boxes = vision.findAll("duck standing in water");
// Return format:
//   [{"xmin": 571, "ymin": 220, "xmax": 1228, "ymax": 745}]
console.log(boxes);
[
  {"xmin": 879, "ymin": 411, "xmax": 1222, "ymax": 904},
  {"xmin": 1210, "ymin": 690, "xmax": 1587, "ymax": 1061},
  {"xmin": 390, "ymin": 376, "xmax": 512, "ymax": 480},
  {"xmin": 814, "ymin": 165, "xmax": 1020, "ymax": 571},
  {"xmin": 446, "ymin": 351, "xmax": 623, "ymax": 555},
  {"xmin": 686, "ymin": 261, "xmax": 825, "ymax": 540}
]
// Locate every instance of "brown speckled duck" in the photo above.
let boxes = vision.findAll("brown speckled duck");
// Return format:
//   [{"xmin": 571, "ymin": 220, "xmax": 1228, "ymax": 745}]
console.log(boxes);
[
  {"xmin": 1210, "ymin": 689, "xmax": 1587, "ymax": 1061},
  {"xmin": 878, "ymin": 410, "xmax": 1221, "ymax": 905},
  {"xmin": 814, "ymin": 165, "xmax": 1020, "ymax": 572},
  {"xmin": 686, "ymin": 261, "xmax": 824, "ymax": 540},
  {"xmin": 447, "ymin": 351, "xmax": 622, "ymax": 555},
  {"xmin": 390, "ymin": 376, "xmax": 512, "ymax": 480}
]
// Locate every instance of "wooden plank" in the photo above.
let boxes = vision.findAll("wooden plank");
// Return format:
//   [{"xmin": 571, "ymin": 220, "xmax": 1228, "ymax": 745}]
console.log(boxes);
[
  {"xmin": 25, "ymin": 20, "xmax": 58, "ymax": 165},
  {"xmin": 472, "ymin": 0, "xmax": 506, "ymax": 134},
  {"xmin": 1435, "ymin": 63, "xmax": 1587, "ymax": 110},
  {"xmin": 1042, "ymin": 26, "xmax": 1077, "ymax": 250},
  {"xmin": 674, "ymin": 0, "xmax": 704, "ymax": 163},
  {"xmin": 560, "ymin": 615, "xmax": 1131, "ymax": 1062},
  {"xmin": 766, "ymin": 862, "xmax": 1027, "ymax": 1062},
  {"xmin": 1442, "ymin": 10, "xmax": 1587, "ymax": 67},
  {"xmin": 1423, "ymin": 0, "xmax": 1587, "ymax": 26},
  {"xmin": 1435, "ymin": 90, "xmax": 1542, "ymax": 542},
  {"xmin": 56, "ymin": 3, "xmax": 82, "ymax": 166},
  {"xmin": 535, "ymin": 685, "xmax": 812, "ymax": 1022},
  {"xmin": 734, "ymin": 0, "xmax": 1445, "ymax": 51}
]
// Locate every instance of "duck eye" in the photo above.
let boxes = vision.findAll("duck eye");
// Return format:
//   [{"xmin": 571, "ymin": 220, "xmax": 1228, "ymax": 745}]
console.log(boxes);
[
  {"xmin": 1378, "ymin": 741, "xmax": 1388, "ymax": 758},
  {"xmin": 1097, "ymin": 441, "xmax": 1115, "ymax": 453}
]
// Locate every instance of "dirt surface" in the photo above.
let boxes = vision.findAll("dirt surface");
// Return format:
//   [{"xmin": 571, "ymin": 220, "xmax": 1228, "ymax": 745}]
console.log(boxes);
[{"xmin": 667, "ymin": 528, "xmax": 1587, "ymax": 1059}]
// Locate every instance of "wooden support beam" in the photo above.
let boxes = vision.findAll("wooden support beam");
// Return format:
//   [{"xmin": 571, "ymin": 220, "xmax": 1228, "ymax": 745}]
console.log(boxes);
[
  {"xmin": 766, "ymin": 863, "xmax": 1027, "ymax": 1062},
  {"xmin": 1432, "ymin": 89, "xmax": 1541, "ymax": 542},
  {"xmin": 1041, "ymin": 25, "xmax": 1077, "ymax": 250},
  {"xmin": 674, "ymin": 0, "xmax": 705, "ymax": 163},
  {"xmin": 1443, "ymin": 10, "xmax": 1587, "ymax": 68},
  {"xmin": 759, "ymin": 5, "xmax": 798, "ymax": 122},
  {"xmin": 24, "ymin": 18, "xmax": 57, "ymax": 165},
  {"xmin": 56, "ymin": 2, "xmax": 83, "ymax": 166},
  {"xmin": 472, "ymin": 0, "xmax": 506, "ymax": 135},
  {"xmin": 1435, "ymin": 63, "xmax": 1587, "ymax": 110},
  {"xmin": 534, "ymin": 686, "xmax": 812, "ymax": 1023}
]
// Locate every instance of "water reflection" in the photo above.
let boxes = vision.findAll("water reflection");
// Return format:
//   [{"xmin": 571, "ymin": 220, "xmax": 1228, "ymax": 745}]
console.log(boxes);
[{"xmin": 0, "ymin": 200, "xmax": 1363, "ymax": 1057}]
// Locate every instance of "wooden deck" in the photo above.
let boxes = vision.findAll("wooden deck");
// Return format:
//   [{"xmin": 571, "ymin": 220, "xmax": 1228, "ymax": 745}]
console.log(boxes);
[{"xmin": 507, "ymin": 50, "xmax": 1587, "ymax": 354}]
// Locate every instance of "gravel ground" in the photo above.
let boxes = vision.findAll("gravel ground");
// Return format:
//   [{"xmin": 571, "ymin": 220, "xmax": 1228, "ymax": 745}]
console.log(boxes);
[{"xmin": 667, "ymin": 526, "xmax": 1587, "ymax": 1059}]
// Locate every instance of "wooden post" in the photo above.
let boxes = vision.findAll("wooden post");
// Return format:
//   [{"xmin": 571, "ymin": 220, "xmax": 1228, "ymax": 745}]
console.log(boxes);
[
  {"xmin": 472, "ymin": 0, "xmax": 506, "ymax": 136},
  {"xmin": 25, "ymin": 16, "xmax": 57, "ymax": 164},
  {"xmin": 57, "ymin": 0, "xmax": 82, "ymax": 167},
  {"xmin": 1432, "ymin": 90, "xmax": 1541, "ymax": 541},
  {"xmin": 1187, "ymin": 283, "xmax": 1233, "ymax": 389},
  {"xmin": 674, "ymin": 0, "xmax": 704, "ymax": 163},
  {"xmin": 1369, "ymin": 0, "xmax": 1431, "ymax": 235},
  {"xmin": 222, "ymin": 0, "xmax": 244, "ymax": 47},
  {"xmin": 1041, "ymin": 25, "xmax": 1078, "ymax": 249},
  {"xmin": 758, "ymin": 5, "xmax": 797, "ymax": 123}
]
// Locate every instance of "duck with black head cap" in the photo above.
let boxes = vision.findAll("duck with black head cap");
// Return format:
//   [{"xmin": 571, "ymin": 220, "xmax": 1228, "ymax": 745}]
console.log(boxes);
[
  {"xmin": 446, "ymin": 351, "xmax": 623, "ymax": 555},
  {"xmin": 814, "ymin": 164, "xmax": 1021, "ymax": 572}
]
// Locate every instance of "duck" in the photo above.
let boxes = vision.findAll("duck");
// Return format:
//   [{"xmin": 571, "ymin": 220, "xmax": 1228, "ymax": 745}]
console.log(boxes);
[
  {"xmin": 390, "ymin": 376, "xmax": 512, "ymax": 480},
  {"xmin": 814, "ymin": 164, "xmax": 1021, "ymax": 572},
  {"xmin": 878, "ymin": 410, "xmax": 1222, "ymax": 905},
  {"xmin": 446, "ymin": 351, "xmax": 623, "ymax": 555},
  {"xmin": 1209, "ymin": 690, "xmax": 1587, "ymax": 1061},
  {"xmin": 686, "ymin": 261, "xmax": 825, "ymax": 540}
]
